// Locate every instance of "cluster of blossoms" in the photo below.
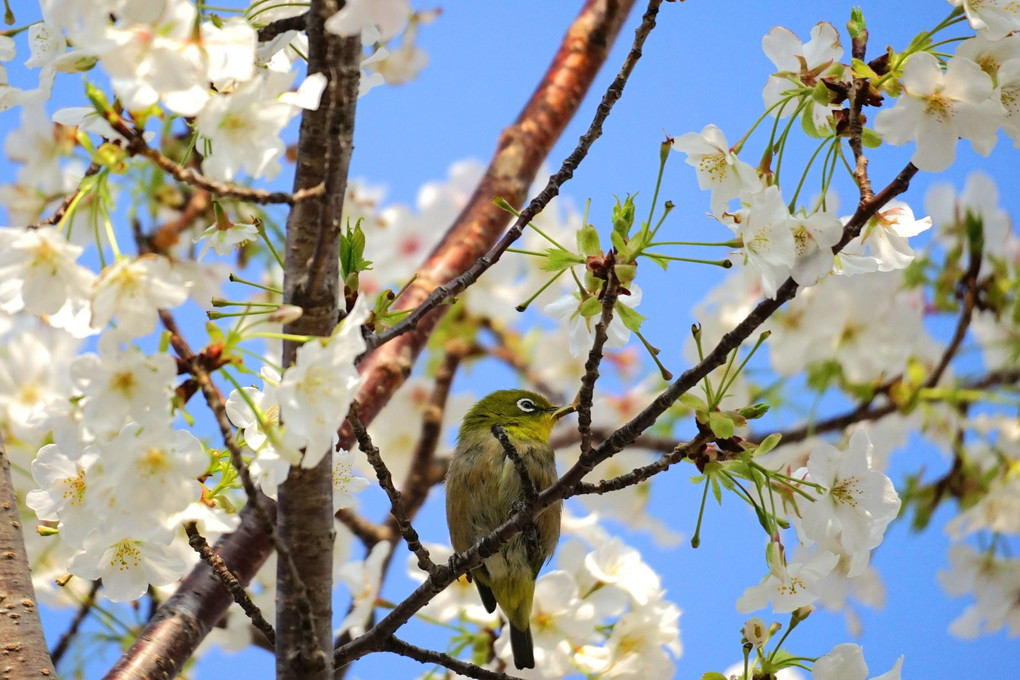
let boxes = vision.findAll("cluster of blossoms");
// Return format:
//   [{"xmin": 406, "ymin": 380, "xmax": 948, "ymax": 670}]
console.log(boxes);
[
  {"xmin": 738, "ymin": 431, "xmax": 902, "ymax": 617},
  {"xmin": 0, "ymin": 0, "xmax": 420, "ymax": 605},
  {"xmin": 413, "ymin": 527, "xmax": 682, "ymax": 679}
]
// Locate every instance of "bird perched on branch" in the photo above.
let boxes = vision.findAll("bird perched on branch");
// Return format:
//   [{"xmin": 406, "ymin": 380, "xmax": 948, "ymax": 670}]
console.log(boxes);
[{"xmin": 445, "ymin": 389, "xmax": 574, "ymax": 670}]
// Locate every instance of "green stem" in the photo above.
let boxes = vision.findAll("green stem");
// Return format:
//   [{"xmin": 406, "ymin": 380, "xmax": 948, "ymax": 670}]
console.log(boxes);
[{"xmin": 690, "ymin": 476, "xmax": 711, "ymax": 549}]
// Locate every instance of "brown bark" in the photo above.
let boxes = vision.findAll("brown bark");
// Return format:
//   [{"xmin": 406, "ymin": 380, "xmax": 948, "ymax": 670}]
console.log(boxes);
[
  {"xmin": 0, "ymin": 433, "xmax": 56, "ymax": 678},
  {"xmin": 275, "ymin": 1, "xmax": 361, "ymax": 679}
]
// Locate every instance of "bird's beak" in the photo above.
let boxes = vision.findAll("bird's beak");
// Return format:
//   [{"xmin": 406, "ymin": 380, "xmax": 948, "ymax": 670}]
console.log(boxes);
[{"xmin": 552, "ymin": 403, "xmax": 577, "ymax": 421}]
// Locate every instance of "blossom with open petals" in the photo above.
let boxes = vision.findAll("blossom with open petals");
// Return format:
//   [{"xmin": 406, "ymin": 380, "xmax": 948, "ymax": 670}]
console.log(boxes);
[{"xmin": 874, "ymin": 53, "xmax": 999, "ymax": 172}]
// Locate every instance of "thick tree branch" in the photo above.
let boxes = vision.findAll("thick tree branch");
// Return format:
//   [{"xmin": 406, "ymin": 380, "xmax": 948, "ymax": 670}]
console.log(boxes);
[
  {"xmin": 275, "ymin": 2, "xmax": 362, "ymax": 677},
  {"xmin": 0, "ymin": 433, "xmax": 56, "ymax": 677}
]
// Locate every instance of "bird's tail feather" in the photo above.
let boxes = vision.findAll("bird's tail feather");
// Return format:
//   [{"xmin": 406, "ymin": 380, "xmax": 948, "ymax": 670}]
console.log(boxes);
[{"xmin": 510, "ymin": 624, "xmax": 534, "ymax": 670}]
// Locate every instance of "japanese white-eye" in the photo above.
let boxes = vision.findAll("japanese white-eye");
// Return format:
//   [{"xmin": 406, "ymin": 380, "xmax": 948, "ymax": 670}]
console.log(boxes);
[{"xmin": 445, "ymin": 389, "xmax": 574, "ymax": 670}]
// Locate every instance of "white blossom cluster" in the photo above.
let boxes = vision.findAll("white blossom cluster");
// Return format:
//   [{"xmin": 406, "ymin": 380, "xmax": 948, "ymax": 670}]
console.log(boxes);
[
  {"xmin": 0, "ymin": 0, "xmax": 422, "ymax": 605},
  {"xmin": 411, "ymin": 526, "xmax": 682, "ymax": 679}
]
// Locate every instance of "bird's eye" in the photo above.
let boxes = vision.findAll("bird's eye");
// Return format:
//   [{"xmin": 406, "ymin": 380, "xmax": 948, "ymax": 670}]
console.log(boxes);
[{"xmin": 516, "ymin": 398, "xmax": 536, "ymax": 413}]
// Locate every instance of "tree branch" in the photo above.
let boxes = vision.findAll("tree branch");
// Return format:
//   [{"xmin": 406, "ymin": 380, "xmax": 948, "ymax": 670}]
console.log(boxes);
[
  {"xmin": 185, "ymin": 522, "xmax": 276, "ymax": 648},
  {"xmin": 383, "ymin": 636, "xmax": 516, "ymax": 680},
  {"xmin": 578, "ymin": 272, "xmax": 620, "ymax": 454},
  {"xmin": 347, "ymin": 405, "xmax": 436, "ymax": 575},
  {"xmin": 275, "ymin": 2, "xmax": 361, "ymax": 677},
  {"xmin": 0, "ymin": 433, "xmax": 57, "ymax": 677}
]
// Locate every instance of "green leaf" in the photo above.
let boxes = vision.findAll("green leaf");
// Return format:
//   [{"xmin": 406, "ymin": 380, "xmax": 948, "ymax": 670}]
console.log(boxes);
[
  {"xmin": 610, "ymin": 229, "xmax": 627, "ymax": 255},
  {"xmin": 340, "ymin": 220, "xmax": 372, "ymax": 277},
  {"xmin": 847, "ymin": 7, "xmax": 867, "ymax": 39},
  {"xmin": 708, "ymin": 411, "xmax": 735, "ymax": 439},
  {"xmin": 801, "ymin": 106, "xmax": 823, "ymax": 138},
  {"xmin": 612, "ymin": 194, "xmax": 637, "ymax": 237},
  {"xmin": 861, "ymin": 128, "xmax": 882, "ymax": 148},
  {"xmin": 614, "ymin": 301, "xmax": 646, "ymax": 332},
  {"xmin": 576, "ymin": 224, "xmax": 602, "ymax": 257},
  {"xmin": 755, "ymin": 432, "xmax": 783, "ymax": 457},
  {"xmin": 737, "ymin": 403, "xmax": 770, "ymax": 420},
  {"xmin": 615, "ymin": 263, "xmax": 637, "ymax": 285},
  {"xmin": 205, "ymin": 321, "xmax": 226, "ymax": 345},
  {"xmin": 701, "ymin": 673, "xmax": 729, "ymax": 680},
  {"xmin": 678, "ymin": 392, "xmax": 708, "ymax": 412},
  {"xmin": 710, "ymin": 475, "xmax": 722, "ymax": 504},
  {"xmin": 578, "ymin": 295, "xmax": 602, "ymax": 318},
  {"xmin": 851, "ymin": 57, "xmax": 879, "ymax": 80},
  {"xmin": 541, "ymin": 247, "xmax": 586, "ymax": 272},
  {"xmin": 645, "ymin": 252, "xmax": 670, "ymax": 270}
]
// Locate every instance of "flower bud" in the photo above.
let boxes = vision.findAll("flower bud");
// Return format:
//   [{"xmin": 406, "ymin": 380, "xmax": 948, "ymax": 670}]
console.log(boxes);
[
  {"xmin": 576, "ymin": 224, "xmax": 602, "ymax": 257},
  {"xmin": 742, "ymin": 616, "xmax": 768, "ymax": 648}
]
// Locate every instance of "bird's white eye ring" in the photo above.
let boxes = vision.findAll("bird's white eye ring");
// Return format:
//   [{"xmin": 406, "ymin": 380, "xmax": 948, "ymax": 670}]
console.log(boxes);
[{"xmin": 517, "ymin": 398, "xmax": 536, "ymax": 412}]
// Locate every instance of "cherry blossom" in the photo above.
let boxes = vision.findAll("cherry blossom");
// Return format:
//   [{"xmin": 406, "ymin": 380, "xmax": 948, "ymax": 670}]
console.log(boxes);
[
  {"xmin": 671, "ymin": 124, "xmax": 761, "ymax": 215},
  {"xmin": 332, "ymin": 448, "xmax": 370, "ymax": 510},
  {"xmin": 70, "ymin": 339, "xmax": 177, "ymax": 439},
  {"xmin": 949, "ymin": 0, "xmax": 1020, "ymax": 41},
  {"xmin": 194, "ymin": 215, "xmax": 260, "ymax": 258},
  {"xmin": 761, "ymin": 23, "xmax": 848, "ymax": 130},
  {"xmin": 797, "ymin": 431, "xmax": 902, "ymax": 576},
  {"xmin": 730, "ymin": 185, "xmax": 797, "ymax": 298},
  {"xmin": 737, "ymin": 549, "xmax": 839, "ymax": 613},
  {"xmin": 67, "ymin": 524, "xmax": 186, "ymax": 602},
  {"xmin": 813, "ymin": 643, "xmax": 902, "ymax": 680},
  {"xmin": 336, "ymin": 541, "xmax": 391, "ymax": 637},
  {"xmin": 90, "ymin": 255, "xmax": 189, "ymax": 337},
  {"xmin": 196, "ymin": 72, "xmax": 327, "ymax": 182},
  {"xmin": 325, "ymin": 0, "xmax": 411, "ymax": 43},
  {"xmin": 278, "ymin": 299, "xmax": 368, "ymax": 467},
  {"xmin": 837, "ymin": 200, "xmax": 933, "ymax": 273},
  {"xmin": 0, "ymin": 226, "xmax": 96, "ymax": 316},
  {"xmin": 545, "ymin": 284, "xmax": 643, "ymax": 357},
  {"xmin": 874, "ymin": 53, "xmax": 999, "ymax": 172},
  {"xmin": 789, "ymin": 209, "xmax": 842, "ymax": 286},
  {"xmin": 26, "ymin": 442, "xmax": 101, "ymax": 548}
]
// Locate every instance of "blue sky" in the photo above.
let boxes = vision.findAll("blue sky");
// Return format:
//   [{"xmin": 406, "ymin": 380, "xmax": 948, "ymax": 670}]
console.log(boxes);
[{"xmin": 2, "ymin": 1, "xmax": 1018, "ymax": 678}]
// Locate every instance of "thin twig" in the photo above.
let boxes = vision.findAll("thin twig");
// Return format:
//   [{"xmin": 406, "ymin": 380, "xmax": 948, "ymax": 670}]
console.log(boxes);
[
  {"xmin": 381, "ymin": 347, "xmax": 466, "ymax": 571},
  {"xmin": 847, "ymin": 23, "xmax": 873, "ymax": 201},
  {"xmin": 106, "ymin": 115, "xmax": 323, "ymax": 205},
  {"xmin": 578, "ymin": 273, "xmax": 620, "ymax": 454},
  {"xmin": 926, "ymin": 239, "xmax": 984, "ymax": 388},
  {"xmin": 50, "ymin": 580, "xmax": 100, "ymax": 665},
  {"xmin": 27, "ymin": 162, "xmax": 101, "ymax": 229},
  {"xmin": 185, "ymin": 522, "xmax": 276, "ymax": 647},
  {"xmin": 573, "ymin": 433, "xmax": 712, "ymax": 496},
  {"xmin": 347, "ymin": 404, "xmax": 436, "ymax": 574},
  {"xmin": 335, "ymin": 507, "xmax": 390, "ymax": 546},
  {"xmin": 383, "ymin": 636, "xmax": 515, "ymax": 680},
  {"xmin": 491, "ymin": 424, "xmax": 538, "ymax": 505},
  {"xmin": 155, "ymin": 308, "xmax": 316, "ymax": 657}
]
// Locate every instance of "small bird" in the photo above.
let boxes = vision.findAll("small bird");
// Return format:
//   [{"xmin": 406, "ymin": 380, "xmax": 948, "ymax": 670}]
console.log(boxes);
[{"xmin": 445, "ymin": 389, "xmax": 573, "ymax": 670}]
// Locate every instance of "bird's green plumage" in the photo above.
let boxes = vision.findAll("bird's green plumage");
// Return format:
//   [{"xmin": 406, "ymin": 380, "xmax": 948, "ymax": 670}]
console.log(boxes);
[{"xmin": 445, "ymin": 389, "xmax": 565, "ymax": 670}]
